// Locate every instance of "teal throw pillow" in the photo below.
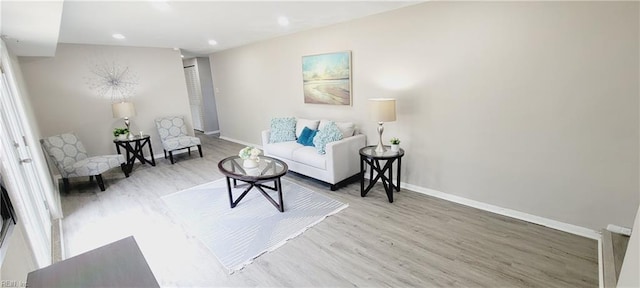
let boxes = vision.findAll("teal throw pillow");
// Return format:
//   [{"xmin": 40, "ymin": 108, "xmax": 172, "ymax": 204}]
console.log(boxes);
[
  {"xmin": 296, "ymin": 126, "xmax": 317, "ymax": 147},
  {"xmin": 313, "ymin": 121, "xmax": 344, "ymax": 154},
  {"xmin": 269, "ymin": 117, "xmax": 297, "ymax": 143}
]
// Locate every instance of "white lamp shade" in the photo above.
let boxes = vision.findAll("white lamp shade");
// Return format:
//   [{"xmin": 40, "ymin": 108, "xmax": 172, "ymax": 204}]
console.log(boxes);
[
  {"xmin": 369, "ymin": 98, "xmax": 396, "ymax": 122},
  {"xmin": 112, "ymin": 102, "xmax": 136, "ymax": 118}
]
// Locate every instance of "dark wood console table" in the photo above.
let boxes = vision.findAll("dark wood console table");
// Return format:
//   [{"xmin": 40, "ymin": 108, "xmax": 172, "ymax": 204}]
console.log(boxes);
[{"xmin": 27, "ymin": 236, "xmax": 160, "ymax": 288}]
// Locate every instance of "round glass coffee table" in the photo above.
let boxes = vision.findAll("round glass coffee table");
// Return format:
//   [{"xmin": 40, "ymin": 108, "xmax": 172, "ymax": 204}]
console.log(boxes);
[{"xmin": 217, "ymin": 155, "xmax": 288, "ymax": 212}]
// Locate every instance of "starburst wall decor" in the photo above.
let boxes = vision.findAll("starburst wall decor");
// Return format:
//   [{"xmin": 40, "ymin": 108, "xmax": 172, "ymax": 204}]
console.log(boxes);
[{"xmin": 86, "ymin": 58, "xmax": 139, "ymax": 102}]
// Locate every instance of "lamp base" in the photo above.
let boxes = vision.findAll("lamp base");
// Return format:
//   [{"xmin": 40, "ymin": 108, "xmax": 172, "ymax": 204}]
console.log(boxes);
[
  {"xmin": 124, "ymin": 117, "xmax": 132, "ymax": 139},
  {"xmin": 375, "ymin": 122, "xmax": 386, "ymax": 154}
]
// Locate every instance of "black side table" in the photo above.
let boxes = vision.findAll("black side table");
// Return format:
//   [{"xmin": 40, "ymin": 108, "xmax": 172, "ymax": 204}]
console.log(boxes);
[
  {"xmin": 113, "ymin": 135, "xmax": 156, "ymax": 174},
  {"xmin": 359, "ymin": 145, "xmax": 405, "ymax": 203}
]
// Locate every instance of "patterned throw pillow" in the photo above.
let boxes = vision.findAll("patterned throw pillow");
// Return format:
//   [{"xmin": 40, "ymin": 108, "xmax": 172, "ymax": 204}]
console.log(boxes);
[
  {"xmin": 313, "ymin": 121, "xmax": 344, "ymax": 154},
  {"xmin": 269, "ymin": 117, "xmax": 297, "ymax": 143}
]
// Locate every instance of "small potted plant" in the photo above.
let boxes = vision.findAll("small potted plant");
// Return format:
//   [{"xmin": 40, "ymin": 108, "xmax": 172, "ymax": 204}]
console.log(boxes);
[
  {"xmin": 113, "ymin": 128, "xmax": 129, "ymax": 140},
  {"xmin": 390, "ymin": 137, "xmax": 401, "ymax": 152}
]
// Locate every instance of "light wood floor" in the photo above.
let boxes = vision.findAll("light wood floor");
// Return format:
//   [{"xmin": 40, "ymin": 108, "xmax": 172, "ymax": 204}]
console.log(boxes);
[{"xmin": 60, "ymin": 134, "xmax": 598, "ymax": 287}]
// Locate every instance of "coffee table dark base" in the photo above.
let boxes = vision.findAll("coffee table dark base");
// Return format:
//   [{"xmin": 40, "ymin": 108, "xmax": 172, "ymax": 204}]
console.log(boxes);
[{"xmin": 225, "ymin": 176, "xmax": 284, "ymax": 212}]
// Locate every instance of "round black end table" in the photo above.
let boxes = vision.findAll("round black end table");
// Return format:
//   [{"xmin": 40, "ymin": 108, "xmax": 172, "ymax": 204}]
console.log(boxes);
[{"xmin": 359, "ymin": 145, "xmax": 405, "ymax": 203}]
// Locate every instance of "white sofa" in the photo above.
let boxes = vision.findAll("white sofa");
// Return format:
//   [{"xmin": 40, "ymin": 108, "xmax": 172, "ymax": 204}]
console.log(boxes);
[{"xmin": 261, "ymin": 122, "xmax": 366, "ymax": 190}]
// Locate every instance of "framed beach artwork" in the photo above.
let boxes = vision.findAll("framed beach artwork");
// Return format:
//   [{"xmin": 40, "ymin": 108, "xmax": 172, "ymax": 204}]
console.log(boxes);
[{"xmin": 302, "ymin": 51, "xmax": 352, "ymax": 105}]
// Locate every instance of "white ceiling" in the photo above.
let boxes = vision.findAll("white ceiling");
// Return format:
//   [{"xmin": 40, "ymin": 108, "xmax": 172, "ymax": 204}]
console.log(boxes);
[
  {"xmin": 1, "ymin": 0, "xmax": 64, "ymax": 57},
  {"xmin": 2, "ymin": 1, "xmax": 419, "ymax": 57}
]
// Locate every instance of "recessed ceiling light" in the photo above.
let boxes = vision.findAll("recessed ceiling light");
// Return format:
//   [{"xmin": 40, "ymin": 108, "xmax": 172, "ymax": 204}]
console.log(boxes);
[
  {"xmin": 112, "ymin": 33, "xmax": 125, "ymax": 40},
  {"xmin": 278, "ymin": 16, "xmax": 289, "ymax": 27},
  {"xmin": 208, "ymin": 39, "xmax": 218, "ymax": 46},
  {"xmin": 180, "ymin": 55, "xmax": 184, "ymax": 58}
]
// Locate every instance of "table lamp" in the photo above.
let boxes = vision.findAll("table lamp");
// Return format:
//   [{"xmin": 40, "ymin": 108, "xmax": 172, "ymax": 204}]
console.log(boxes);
[
  {"xmin": 369, "ymin": 98, "xmax": 396, "ymax": 154},
  {"xmin": 112, "ymin": 102, "xmax": 136, "ymax": 138}
]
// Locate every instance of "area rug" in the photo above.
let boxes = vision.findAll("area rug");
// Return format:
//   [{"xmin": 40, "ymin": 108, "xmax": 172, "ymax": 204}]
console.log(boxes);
[{"xmin": 162, "ymin": 178, "xmax": 348, "ymax": 273}]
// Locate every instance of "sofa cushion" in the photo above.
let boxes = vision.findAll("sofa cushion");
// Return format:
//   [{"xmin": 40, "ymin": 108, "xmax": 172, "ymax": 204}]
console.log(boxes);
[
  {"xmin": 269, "ymin": 117, "xmax": 297, "ymax": 143},
  {"xmin": 266, "ymin": 141, "xmax": 303, "ymax": 159},
  {"xmin": 296, "ymin": 126, "xmax": 317, "ymax": 147},
  {"xmin": 319, "ymin": 120, "xmax": 355, "ymax": 139},
  {"xmin": 336, "ymin": 122, "xmax": 355, "ymax": 138},
  {"xmin": 313, "ymin": 121, "xmax": 344, "ymax": 154},
  {"xmin": 296, "ymin": 118, "xmax": 320, "ymax": 138},
  {"xmin": 292, "ymin": 146, "xmax": 326, "ymax": 170}
]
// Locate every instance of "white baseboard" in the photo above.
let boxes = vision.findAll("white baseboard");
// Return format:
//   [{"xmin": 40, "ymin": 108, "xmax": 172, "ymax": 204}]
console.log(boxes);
[
  {"xmin": 606, "ymin": 224, "xmax": 632, "ymax": 236},
  {"xmin": 204, "ymin": 130, "xmax": 220, "ymax": 136},
  {"xmin": 219, "ymin": 136, "xmax": 262, "ymax": 150},
  {"xmin": 218, "ymin": 137, "xmax": 601, "ymax": 240},
  {"xmin": 401, "ymin": 182, "xmax": 601, "ymax": 240}
]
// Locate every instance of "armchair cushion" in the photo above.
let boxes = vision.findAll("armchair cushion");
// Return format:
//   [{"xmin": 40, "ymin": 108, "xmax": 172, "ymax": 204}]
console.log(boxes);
[
  {"xmin": 68, "ymin": 155, "xmax": 125, "ymax": 177},
  {"xmin": 41, "ymin": 133, "xmax": 124, "ymax": 178},
  {"xmin": 161, "ymin": 136, "xmax": 201, "ymax": 151}
]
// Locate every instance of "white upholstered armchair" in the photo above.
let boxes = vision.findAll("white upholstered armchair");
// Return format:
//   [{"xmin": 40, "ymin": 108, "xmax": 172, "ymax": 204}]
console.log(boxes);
[
  {"xmin": 154, "ymin": 116, "xmax": 203, "ymax": 164},
  {"xmin": 41, "ymin": 133, "xmax": 128, "ymax": 192}
]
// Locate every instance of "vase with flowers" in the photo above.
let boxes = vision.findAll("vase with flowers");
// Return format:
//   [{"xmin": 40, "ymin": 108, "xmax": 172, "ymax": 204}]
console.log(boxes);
[{"xmin": 239, "ymin": 146, "xmax": 262, "ymax": 168}]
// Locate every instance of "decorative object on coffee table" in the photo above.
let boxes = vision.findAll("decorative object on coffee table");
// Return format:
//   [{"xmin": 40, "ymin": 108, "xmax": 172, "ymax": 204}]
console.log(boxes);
[
  {"xmin": 239, "ymin": 146, "xmax": 261, "ymax": 168},
  {"xmin": 369, "ymin": 98, "xmax": 396, "ymax": 154}
]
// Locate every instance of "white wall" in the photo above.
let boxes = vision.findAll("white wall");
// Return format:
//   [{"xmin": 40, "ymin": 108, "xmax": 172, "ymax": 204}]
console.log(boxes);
[
  {"xmin": 19, "ymin": 44, "xmax": 193, "ymax": 157},
  {"xmin": 210, "ymin": 2, "xmax": 639, "ymax": 230}
]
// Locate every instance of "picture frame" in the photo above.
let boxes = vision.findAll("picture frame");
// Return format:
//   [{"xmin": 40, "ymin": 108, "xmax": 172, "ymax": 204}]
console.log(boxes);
[{"xmin": 302, "ymin": 51, "xmax": 352, "ymax": 105}]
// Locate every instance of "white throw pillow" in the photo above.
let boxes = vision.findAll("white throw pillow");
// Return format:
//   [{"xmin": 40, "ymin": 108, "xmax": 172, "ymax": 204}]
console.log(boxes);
[
  {"xmin": 319, "ymin": 120, "xmax": 354, "ymax": 139},
  {"xmin": 296, "ymin": 118, "xmax": 320, "ymax": 138},
  {"xmin": 335, "ymin": 122, "xmax": 355, "ymax": 138}
]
